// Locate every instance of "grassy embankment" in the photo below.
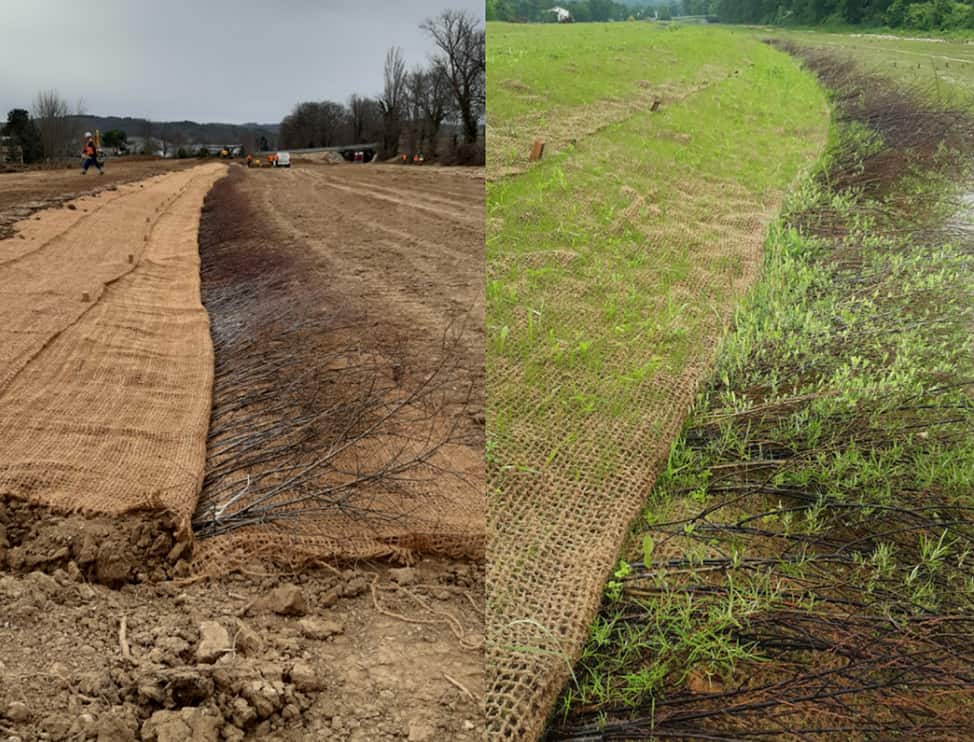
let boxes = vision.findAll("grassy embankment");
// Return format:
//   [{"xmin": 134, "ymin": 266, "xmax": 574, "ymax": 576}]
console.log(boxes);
[
  {"xmin": 765, "ymin": 27, "xmax": 974, "ymax": 100},
  {"xmin": 486, "ymin": 21, "xmax": 830, "ymax": 740},
  {"xmin": 550, "ymin": 39, "xmax": 974, "ymax": 741}
]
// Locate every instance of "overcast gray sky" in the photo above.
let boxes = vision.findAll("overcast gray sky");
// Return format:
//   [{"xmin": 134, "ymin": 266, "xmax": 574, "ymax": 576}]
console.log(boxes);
[{"xmin": 1, "ymin": 0, "xmax": 483, "ymax": 124}]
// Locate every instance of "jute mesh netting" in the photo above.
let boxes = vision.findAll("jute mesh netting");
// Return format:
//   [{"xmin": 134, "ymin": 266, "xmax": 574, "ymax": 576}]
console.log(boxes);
[
  {"xmin": 0, "ymin": 164, "xmax": 226, "ymax": 535},
  {"xmin": 0, "ymin": 161, "xmax": 483, "ymax": 575},
  {"xmin": 485, "ymin": 119, "xmax": 827, "ymax": 739}
]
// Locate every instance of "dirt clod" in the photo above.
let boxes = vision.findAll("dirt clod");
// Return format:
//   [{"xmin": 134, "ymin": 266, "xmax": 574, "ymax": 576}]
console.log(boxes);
[
  {"xmin": 234, "ymin": 621, "xmax": 262, "ymax": 656},
  {"xmin": 260, "ymin": 583, "xmax": 306, "ymax": 616},
  {"xmin": 141, "ymin": 707, "xmax": 221, "ymax": 742},
  {"xmin": 288, "ymin": 661, "xmax": 322, "ymax": 692},
  {"xmin": 195, "ymin": 621, "xmax": 231, "ymax": 663},
  {"xmin": 297, "ymin": 617, "xmax": 343, "ymax": 640},
  {"xmin": 5, "ymin": 701, "xmax": 29, "ymax": 722}
]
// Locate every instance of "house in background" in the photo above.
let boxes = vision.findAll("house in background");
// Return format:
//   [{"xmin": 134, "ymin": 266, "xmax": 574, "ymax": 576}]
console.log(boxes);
[{"xmin": 547, "ymin": 6, "xmax": 572, "ymax": 22}]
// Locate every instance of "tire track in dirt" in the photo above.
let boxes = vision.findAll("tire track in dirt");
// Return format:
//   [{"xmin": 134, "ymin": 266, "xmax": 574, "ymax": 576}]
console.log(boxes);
[
  {"xmin": 309, "ymin": 169, "xmax": 483, "ymax": 215},
  {"xmin": 262, "ymin": 168, "xmax": 484, "ymax": 392},
  {"xmin": 300, "ymin": 169, "xmax": 483, "ymax": 233}
]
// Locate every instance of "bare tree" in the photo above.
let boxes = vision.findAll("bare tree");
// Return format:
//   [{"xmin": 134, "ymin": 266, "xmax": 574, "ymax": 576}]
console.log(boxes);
[
  {"xmin": 406, "ymin": 66, "xmax": 427, "ymax": 155},
  {"xmin": 378, "ymin": 46, "xmax": 408, "ymax": 159},
  {"xmin": 140, "ymin": 118, "xmax": 154, "ymax": 155},
  {"xmin": 32, "ymin": 89, "xmax": 71, "ymax": 163},
  {"xmin": 417, "ymin": 64, "xmax": 452, "ymax": 158},
  {"xmin": 349, "ymin": 94, "xmax": 380, "ymax": 144},
  {"xmin": 421, "ymin": 10, "xmax": 485, "ymax": 145},
  {"xmin": 317, "ymin": 101, "xmax": 349, "ymax": 147}
]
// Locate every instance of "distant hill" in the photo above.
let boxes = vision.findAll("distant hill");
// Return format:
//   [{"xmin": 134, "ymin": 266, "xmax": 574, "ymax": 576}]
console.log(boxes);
[{"xmin": 70, "ymin": 115, "xmax": 279, "ymax": 148}]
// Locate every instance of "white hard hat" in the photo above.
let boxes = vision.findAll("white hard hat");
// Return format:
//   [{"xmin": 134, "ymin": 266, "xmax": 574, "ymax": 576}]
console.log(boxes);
[{"xmin": 84, "ymin": 131, "xmax": 92, "ymax": 137}]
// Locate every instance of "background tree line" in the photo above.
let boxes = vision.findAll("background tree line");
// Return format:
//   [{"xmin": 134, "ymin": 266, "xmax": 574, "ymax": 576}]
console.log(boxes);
[
  {"xmin": 712, "ymin": 0, "xmax": 974, "ymax": 29},
  {"xmin": 1, "ymin": 90, "xmax": 87, "ymax": 165},
  {"xmin": 279, "ymin": 9, "xmax": 485, "ymax": 163},
  {"xmin": 487, "ymin": 0, "xmax": 974, "ymax": 29}
]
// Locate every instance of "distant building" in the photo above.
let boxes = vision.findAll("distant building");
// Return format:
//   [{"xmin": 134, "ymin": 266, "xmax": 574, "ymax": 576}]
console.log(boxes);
[{"xmin": 547, "ymin": 6, "xmax": 572, "ymax": 22}]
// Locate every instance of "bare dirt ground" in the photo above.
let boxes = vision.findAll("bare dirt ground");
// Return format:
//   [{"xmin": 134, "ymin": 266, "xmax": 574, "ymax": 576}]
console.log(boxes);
[
  {"xmin": 0, "ymin": 161, "xmax": 485, "ymax": 741},
  {"xmin": 0, "ymin": 159, "xmax": 197, "ymax": 238},
  {"xmin": 250, "ymin": 162, "xmax": 485, "ymax": 430}
]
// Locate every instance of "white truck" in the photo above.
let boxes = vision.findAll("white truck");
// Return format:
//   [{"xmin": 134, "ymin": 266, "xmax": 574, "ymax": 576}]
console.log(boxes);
[{"xmin": 273, "ymin": 151, "xmax": 291, "ymax": 168}]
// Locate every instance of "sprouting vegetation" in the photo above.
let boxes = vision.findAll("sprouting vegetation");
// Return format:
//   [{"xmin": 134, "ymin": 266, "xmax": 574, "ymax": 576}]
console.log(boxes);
[{"xmin": 549, "ymin": 44, "xmax": 974, "ymax": 740}]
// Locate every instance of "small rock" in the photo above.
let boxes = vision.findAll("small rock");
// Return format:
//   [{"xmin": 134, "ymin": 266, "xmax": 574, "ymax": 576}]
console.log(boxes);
[
  {"xmin": 297, "ymin": 617, "xmax": 344, "ymax": 640},
  {"xmin": 221, "ymin": 725, "xmax": 245, "ymax": 742},
  {"xmin": 196, "ymin": 621, "xmax": 231, "ymax": 663},
  {"xmin": 389, "ymin": 567, "xmax": 417, "ymax": 586},
  {"xmin": 288, "ymin": 661, "xmax": 322, "ymax": 692},
  {"xmin": 262, "ymin": 583, "xmax": 306, "ymax": 616},
  {"xmin": 5, "ymin": 701, "xmax": 29, "ymax": 722}
]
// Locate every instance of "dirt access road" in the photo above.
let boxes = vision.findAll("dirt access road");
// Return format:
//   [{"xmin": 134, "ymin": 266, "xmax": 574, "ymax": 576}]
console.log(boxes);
[{"xmin": 0, "ymin": 161, "xmax": 485, "ymax": 741}]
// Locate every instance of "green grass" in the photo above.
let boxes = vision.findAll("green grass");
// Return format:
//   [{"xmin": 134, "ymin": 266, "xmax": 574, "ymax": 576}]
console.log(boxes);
[
  {"xmin": 756, "ymin": 26, "xmax": 974, "ymax": 102},
  {"xmin": 489, "ymin": 22, "xmax": 774, "ymax": 122},
  {"xmin": 487, "ymin": 22, "xmax": 828, "ymax": 177},
  {"xmin": 487, "ymin": 26, "xmax": 828, "ymax": 478}
]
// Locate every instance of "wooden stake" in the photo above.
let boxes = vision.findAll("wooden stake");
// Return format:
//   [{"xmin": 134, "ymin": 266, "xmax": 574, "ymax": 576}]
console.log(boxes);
[{"xmin": 529, "ymin": 138, "xmax": 545, "ymax": 161}]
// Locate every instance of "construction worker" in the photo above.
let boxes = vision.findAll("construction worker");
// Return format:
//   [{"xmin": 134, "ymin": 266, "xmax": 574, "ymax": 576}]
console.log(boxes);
[
  {"xmin": 81, "ymin": 132, "xmax": 103, "ymax": 175},
  {"xmin": 246, "ymin": 154, "xmax": 253, "ymax": 168}
]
